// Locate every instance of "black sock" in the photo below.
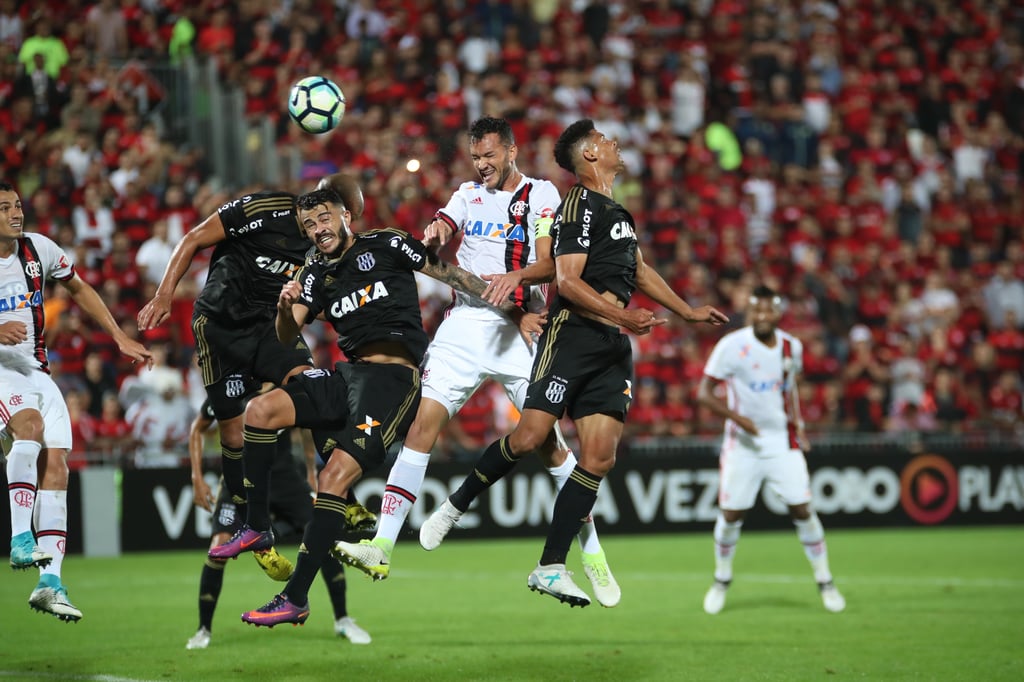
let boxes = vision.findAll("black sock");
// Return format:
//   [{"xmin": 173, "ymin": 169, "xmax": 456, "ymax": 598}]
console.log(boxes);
[
  {"xmin": 449, "ymin": 436, "xmax": 522, "ymax": 512},
  {"xmin": 242, "ymin": 426, "xmax": 278, "ymax": 530},
  {"xmin": 539, "ymin": 466, "xmax": 602, "ymax": 566},
  {"xmin": 321, "ymin": 554, "xmax": 348, "ymax": 619},
  {"xmin": 283, "ymin": 493, "xmax": 346, "ymax": 607},
  {"xmin": 198, "ymin": 558, "xmax": 226, "ymax": 630},
  {"xmin": 221, "ymin": 444, "xmax": 246, "ymax": 503}
]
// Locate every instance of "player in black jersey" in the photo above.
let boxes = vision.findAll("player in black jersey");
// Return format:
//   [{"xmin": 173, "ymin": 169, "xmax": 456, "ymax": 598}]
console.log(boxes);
[
  {"xmin": 186, "ymin": 387, "xmax": 372, "ymax": 649},
  {"xmin": 422, "ymin": 119, "xmax": 728, "ymax": 607},
  {"xmin": 137, "ymin": 175, "xmax": 366, "ymax": 529},
  {"xmin": 204, "ymin": 186, "xmax": 510, "ymax": 627}
]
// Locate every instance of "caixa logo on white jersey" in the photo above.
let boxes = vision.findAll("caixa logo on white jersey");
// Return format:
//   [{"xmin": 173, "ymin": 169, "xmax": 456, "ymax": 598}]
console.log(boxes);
[{"xmin": 330, "ymin": 281, "xmax": 390, "ymax": 318}]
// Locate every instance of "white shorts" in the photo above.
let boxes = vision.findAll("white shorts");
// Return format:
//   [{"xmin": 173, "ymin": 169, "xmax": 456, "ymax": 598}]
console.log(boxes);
[
  {"xmin": 717, "ymin": 445, "xmax": 811, "ymax": 511},
  {"xmin": 421, "ymin": 306, "xmax": 535, "ymax": 417},
  {"xmin": 0, "ymin": 365, "xmax": 73, "ymax": 450}
]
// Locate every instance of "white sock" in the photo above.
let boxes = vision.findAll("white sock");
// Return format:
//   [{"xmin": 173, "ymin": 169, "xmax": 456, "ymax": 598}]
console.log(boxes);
[
  {"xmin": 794, "ymin": 513, "xmax": 833, "ymax": 583},
  {"xmin": 374, "ymin": 447, "xmax": 431, "ymax": 551},
  {"xmin": 713, "ymin": 515, "xmax": 743, "ymax": 583},
  {"xmin": 550, "ymin": 450, "xmax": 603, "ymax": 554},
  {"xmin": 35, "ymin": 490, "xmax": 67, "ymax": 580},
  {"xmin": 6, "ymin": 440, "xmax": 41, "ymax": 537}
]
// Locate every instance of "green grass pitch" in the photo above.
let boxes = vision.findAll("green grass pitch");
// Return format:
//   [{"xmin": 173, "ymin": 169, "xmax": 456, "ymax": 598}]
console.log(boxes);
[{"xmin": 1, "ymin": 527, "xmax": 1021, "ymax": 681}]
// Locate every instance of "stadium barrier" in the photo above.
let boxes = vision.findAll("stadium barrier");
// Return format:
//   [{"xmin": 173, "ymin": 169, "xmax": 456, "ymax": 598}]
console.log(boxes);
[{"xmin": 2, "ymin": 439, "xmax": 1019, "ymax": 555}]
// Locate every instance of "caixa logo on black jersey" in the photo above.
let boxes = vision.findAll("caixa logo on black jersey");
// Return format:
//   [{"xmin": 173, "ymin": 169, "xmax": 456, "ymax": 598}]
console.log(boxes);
[
  {"xmin": 255, "ymin": 256, "xmax": 300, "ymax": 277},
  {"xmin": 330, "ymin": 281, "xmax": 390, "ymax": 318}
]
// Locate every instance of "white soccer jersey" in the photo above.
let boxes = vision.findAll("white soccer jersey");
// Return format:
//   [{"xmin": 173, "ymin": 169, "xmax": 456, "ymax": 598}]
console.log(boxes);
[
  {"xmin": 703, "ymin": 326, "xmax": 803, "ymax": 454},
  {"xmin": 434, "ymin": 175, "xmax": 560, "ymax": 319},
  {"xmin": 0, "ymin": 234, "xmax": 74, "ymax": 374}
]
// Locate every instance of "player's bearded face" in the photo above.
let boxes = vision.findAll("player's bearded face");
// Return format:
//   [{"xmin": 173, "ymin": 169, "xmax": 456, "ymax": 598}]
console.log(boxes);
[
  {"xmin": 299, "ymin": 202, "xmax": 351, "ymax": 255},
  {"xmin": 470, "ymin": 134, "xmax": 516, "ymax": 191}
]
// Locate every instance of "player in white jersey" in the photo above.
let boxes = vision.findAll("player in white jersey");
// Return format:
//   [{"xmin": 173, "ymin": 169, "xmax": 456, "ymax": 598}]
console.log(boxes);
[
  {"xmin": 0, "ymin": 182, "xmax": 152, "ymax": 621},
  {"xmin": 697, "ymin": 285, "xmax": 845, "ymax": 614},
  {"xmin": 333, "ymin": 117, "xmax": 620, "ymax": 606}
]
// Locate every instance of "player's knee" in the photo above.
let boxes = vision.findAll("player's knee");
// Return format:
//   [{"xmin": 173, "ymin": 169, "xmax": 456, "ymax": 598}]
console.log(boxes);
[
  {"xmin": 8, "ymin": 410, "xmax": 45, "ymax": 443},
  {"xmin": 508, "ymin": 428, "xmax": 547, "ymax": 457},
  {"xmin": 244, "ymin": 393, "xmax": 280, "ymax": 428}
]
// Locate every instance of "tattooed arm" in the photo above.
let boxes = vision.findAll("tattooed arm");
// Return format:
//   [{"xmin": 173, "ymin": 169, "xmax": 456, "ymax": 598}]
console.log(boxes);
[
  {"xmin": 420, "ymin": 250, "xmax": 517, "ymax": 315},
  {"xmin": 420, "ymin": 250, "xmax": 545, "ymax": 344}
]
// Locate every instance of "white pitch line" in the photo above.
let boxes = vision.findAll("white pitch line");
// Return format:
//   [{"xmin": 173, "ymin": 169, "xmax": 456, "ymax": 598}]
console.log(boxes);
[{"xmin": 0, "ymin": 673, "xmax": 161, "ymax": 682}]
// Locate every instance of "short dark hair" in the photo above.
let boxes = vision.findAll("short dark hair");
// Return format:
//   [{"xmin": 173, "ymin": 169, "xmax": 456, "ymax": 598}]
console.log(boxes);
[
  {"xmin": 468, "ymin": 116, "xmax": 514, "ymax": 146},
  {"xmin": 752, "ymin": 284, "xmax": 777, "ymax": 300},
  {"xmin": 295, "ymin": 187, "xmax": 344, "ymax": 212},
  {"xmin": 554, "ymin": 119, "xmax": 595, "ymax": 173},
  {"xmin": 0, "ymin": 181, "xmax": 15, "ymax": 193}
]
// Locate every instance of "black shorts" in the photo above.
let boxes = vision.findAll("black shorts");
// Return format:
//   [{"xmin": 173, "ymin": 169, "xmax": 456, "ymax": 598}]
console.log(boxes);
[
  {"xmin": 283, "ymin": 362, "xmax": 421, "ymax": 474},
  {"xmin": 211, "ymin": 461, "xmax": 313, "ymax": 537},
  {"xmin": 523, "ymin": 308, "xmax": 633, "ymax": 422},
  {"xmin": 193, "ymin": 313, "xmax": 313, "ymax": 420}
]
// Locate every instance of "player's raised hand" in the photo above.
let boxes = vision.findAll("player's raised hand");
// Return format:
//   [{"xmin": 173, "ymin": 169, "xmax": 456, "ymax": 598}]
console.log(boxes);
[
  {"xmin": 120, "ymin": 338, "xmax": 154, "ymax": 369},
  {"xmin": 481, "ymin": 271, "xmax": 524, "ymax": 307},
  {"xmin": 515, "ymin": 310, "xmax": 547, "ymax": 349},
  {"xmin": 137, "ymin": 294, "xmax": 172, "ymax": 330},
  {"xmin": 278, "ymin": 280, "xmax": 301, "ymax": 313},
  {"xmin": 620, "ymin": 307, "xmax": 667, "ymax": 335},
  {"xmin": 422, "ymin": 219, "xmax": 454, "ymax": 249},
  {"xmin": 688, "ymin": 305, "xmax": 730, "ymax": 326}
]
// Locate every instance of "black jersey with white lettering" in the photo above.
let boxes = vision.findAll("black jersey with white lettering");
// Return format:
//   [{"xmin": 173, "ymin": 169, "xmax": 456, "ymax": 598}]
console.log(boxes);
[
  {"xmin": 193, "ymin": 191, "xmax": 309, "ymax": 327},
  {"xmin": 297, "ymin": 228, "xmax": 430, "ymax": 364},
  {"xmin": 551, "ymin": 184, "xmax": 638, "ymax": 306}
]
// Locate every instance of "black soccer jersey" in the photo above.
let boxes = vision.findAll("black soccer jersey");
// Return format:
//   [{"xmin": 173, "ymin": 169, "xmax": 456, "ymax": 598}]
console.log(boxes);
[
  {"xmin": 193, "ymin": 191, "xmax": 310, "ymax": 327},
  {"xmin": 551, "ymin": 184, "xmax": 638, "ymax": 306},
  {"xmin": 297, "ymin": 228, "xmax": 430, "ymax": 365}
]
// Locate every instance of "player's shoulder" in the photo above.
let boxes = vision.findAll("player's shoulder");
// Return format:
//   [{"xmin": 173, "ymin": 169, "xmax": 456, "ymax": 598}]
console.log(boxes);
[
  {"xmin": 522, "ymin": 174, "xmax": 559, "ymax": 194},
  {"xmin": 455, "ymin": 180, "xmax": 483, "ymax": 195},
  {"xmin": 231, "ymin": 190, "xmax": 297, "ymax": 219},
  {"xmin": 359, "ymin": 226, "xmax": 413, "ymax": 242},
  {"xmin": 21, "ymin": 232, "xmax": 60, "ymax": 250},
  {"xmin": 557, "ymin": 183, "xmax": 592, "ymax": 221},
  {"xmin": 777, "ymin": 328, "xmax": 804, "ymax": 351}
]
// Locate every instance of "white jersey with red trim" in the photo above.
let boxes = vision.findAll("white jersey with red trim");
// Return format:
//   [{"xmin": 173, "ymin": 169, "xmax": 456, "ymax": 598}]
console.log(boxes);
[
  {"xmin": 703, "ymin": 326, "xmax": 803, "ymax": 454},
  {"xmin": 434, "ymin": 175, "xmax": 559, "ymax": 319},
  {"xmin": 0, "ymin": 233, "xmax": 74, "ymax": 374}
]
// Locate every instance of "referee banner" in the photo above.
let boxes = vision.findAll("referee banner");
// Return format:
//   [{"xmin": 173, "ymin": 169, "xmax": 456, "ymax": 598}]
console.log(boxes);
[{"xmin": 112, "ymin": 447, "xmax": 1023, "ymax": 551}]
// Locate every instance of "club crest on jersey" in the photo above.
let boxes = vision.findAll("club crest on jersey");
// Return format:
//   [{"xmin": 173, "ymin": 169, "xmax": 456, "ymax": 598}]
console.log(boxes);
[
  {"xmin": 509, "ymin": 200, "xmax": 528, "ymax": 217},
  {"xmin": 24, "ymin": 261, "xmax": 42, "ymax": 278},
  {"xmin": 356, "ymin": 252, "xmax": 375, "ymax": 271},
  {"xmin": 330, "ymin": 281, "xmax": 389, "ymax": 317}
]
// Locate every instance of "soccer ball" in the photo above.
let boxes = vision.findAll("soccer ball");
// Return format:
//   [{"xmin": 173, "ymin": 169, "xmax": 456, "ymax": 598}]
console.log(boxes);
[{"xmin": 288, "ymin": 76, "xmax": 346, "ymax": 134}]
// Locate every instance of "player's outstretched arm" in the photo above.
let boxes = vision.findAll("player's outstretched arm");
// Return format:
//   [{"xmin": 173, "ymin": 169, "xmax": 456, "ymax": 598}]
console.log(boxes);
[
  {"xmin": 480, "ymin": 235, "xmax": 556, "ymax": 307},
  {"xmin": 635, "ymin": 247, "xmax": 728, "ymax": 326},
  {"xmin": 62, "ymin": 274, "xmax": 154, "ymax": 368},
  {"xmin": 420, "ymin": 249, "xmax": 519, "ymax": 315},
  {"xmin": 137, "ymin": 212, "xmax": 227, "ymax": 330}
]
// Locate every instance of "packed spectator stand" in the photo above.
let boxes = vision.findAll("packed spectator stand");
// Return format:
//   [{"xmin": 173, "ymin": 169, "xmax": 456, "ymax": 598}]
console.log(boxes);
[{"xmin": 3, "ymin": 0, "xmax": 1022, "ymax": 465}]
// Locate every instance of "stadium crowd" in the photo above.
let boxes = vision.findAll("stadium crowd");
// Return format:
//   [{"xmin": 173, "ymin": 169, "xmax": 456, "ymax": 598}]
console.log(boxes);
[{"xmin": 2, "ymin": 0, "xmax": 1022, "ymax": 465}]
